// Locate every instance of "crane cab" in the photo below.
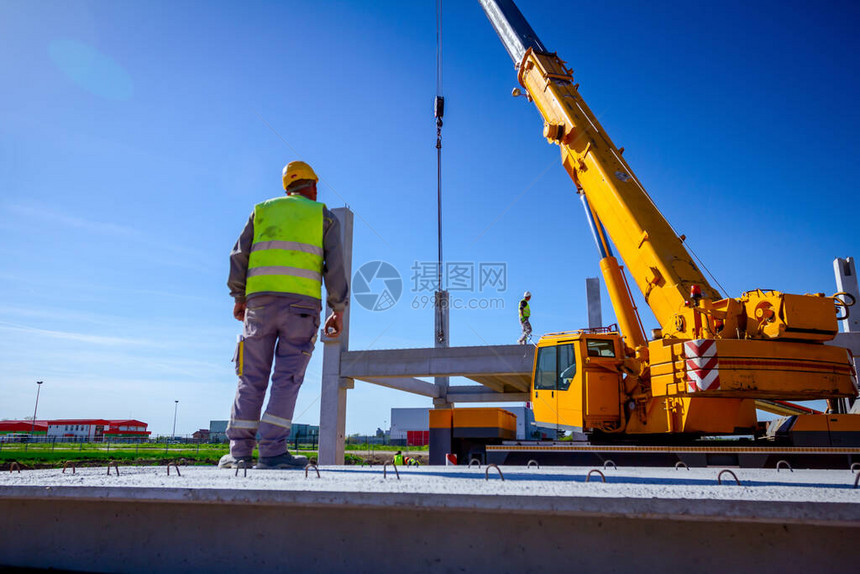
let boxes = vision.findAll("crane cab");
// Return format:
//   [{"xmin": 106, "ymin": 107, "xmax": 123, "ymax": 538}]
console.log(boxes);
[{"xmin": 531, "ymin": 332, "xmax": 624, "ymax": 435}]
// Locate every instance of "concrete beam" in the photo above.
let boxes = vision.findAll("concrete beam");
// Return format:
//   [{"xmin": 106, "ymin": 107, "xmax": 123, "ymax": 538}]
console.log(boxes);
[
  {"xmin": 446, "ymin": 385, "xmax": 529, "ymax": 403},
  {"xmin": 356, "ymin": 377, "xmax": 440, "ymax": 398},
  {"xmin": 340, "ymin": 344, "xmax": 534, "ymax": 393},
  {"xmin": 1, "ymin": 484, "xmax": 857, "ymax": 573}
]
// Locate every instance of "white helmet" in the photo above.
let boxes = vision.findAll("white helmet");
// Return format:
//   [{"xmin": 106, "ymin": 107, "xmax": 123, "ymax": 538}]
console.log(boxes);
[{"xmin": 523, "ymin": 291, "xmax": 531, "ymax": 298}]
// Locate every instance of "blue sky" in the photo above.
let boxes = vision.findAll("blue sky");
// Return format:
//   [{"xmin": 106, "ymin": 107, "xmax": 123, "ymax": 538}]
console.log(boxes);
[{"xmin": 1, "ymin": 0, "xmax": 858, "ymax": 435}]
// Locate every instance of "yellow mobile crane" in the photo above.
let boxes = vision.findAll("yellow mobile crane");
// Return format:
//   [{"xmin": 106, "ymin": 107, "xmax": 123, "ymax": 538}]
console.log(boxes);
[{"xmin": 471, "ymin": 0, "xmax": 859, "ymax": 461}]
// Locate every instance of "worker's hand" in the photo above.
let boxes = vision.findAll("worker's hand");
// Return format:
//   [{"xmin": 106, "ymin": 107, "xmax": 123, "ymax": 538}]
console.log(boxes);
[
  {"xmin": 324, "ymin": 311, "xmax": 344, "ymax": 338},
  {"xmin": 233, "ymin": 301, "xmax": 246, "ymax": 322}
]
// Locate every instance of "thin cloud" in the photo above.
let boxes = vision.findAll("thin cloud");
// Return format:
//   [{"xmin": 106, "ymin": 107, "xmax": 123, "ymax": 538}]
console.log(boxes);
[
  {"xmin": 4, "ymin": 203, "xmax": 138, "ymax": 237},
  {"xmin": 1, "ymin": 202, "xmax": 213, "ymax": 266},
  {"xmin": 0, "ymin": 321, "xmax": 157, "ymax": 347}
]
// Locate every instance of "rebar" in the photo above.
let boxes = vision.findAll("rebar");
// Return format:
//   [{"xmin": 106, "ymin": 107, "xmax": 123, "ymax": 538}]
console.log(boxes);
[
  {"xmin": 235, "ymin": 459, "xmax": 248, "ymax": 477},
  {"xmin": 586, "ymin": 469, "xmax": 606, "ymax": 483},
  {"xmin": 383, "ymin": 462, "xmax": 400, "ymax": 480},
  {"xmin": 485, "ymin": 464, "xmax": 504, "ymax": 481},
  {"xmin": 717, "ymin": 469, "xmax": 740, "ymax": 485}
]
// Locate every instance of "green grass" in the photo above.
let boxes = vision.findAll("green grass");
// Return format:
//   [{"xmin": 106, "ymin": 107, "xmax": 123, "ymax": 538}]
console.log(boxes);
[
  {"xmin": 0, "ymin": 443, "xmax": 229, "ymax": 467},
  {"xmin": 0, "ymin": 442, "xmax": 369, "ymax": 468}
]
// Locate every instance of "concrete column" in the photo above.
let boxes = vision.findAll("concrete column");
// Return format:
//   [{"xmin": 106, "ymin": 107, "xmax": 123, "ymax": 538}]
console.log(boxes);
[
  {"xmin": 832, "ymin": 257, "xmax": 859, "ymax": 412},
  {"xmin": 319, "ymin": 207, "xmax": 353, "ymax": 465},
  {"xmin": 586, "ymin": 277, "xmax": 602, "ymax": 329},
  {"xmin": 834, "ymin": 257, "xmax": 860, "ymax": 333},
  {"xmin": 433, "ymin": 290, "xmax": 451, "ymax": 407}
]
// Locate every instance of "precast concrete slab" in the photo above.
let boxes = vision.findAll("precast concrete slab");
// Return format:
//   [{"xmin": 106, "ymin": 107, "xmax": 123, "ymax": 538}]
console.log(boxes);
[{"xmin": 1, "ymin": 465, "xmax": 858, "ymax": 573}]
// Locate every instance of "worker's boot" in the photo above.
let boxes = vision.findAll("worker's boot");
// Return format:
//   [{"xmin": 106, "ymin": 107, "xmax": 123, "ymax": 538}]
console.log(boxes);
[
  {"xmin": 217, "ymin": 453, "xmax": 254, "ymax": 469},
  {"xmin": 256, "ymin": 450, "xmax": 308, "ymax": 470}
]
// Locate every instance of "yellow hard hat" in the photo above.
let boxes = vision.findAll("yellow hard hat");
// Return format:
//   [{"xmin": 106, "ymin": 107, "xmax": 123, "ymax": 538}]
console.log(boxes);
[{"xmin": 282, "ymin": 161, "xmax": 318, "ymax": 190}]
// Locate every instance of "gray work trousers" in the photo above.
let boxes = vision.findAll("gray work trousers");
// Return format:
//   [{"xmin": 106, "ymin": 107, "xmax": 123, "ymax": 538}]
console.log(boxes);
[
  {"xmin": 518, "ymin": 318, "xmax": 532, "ymax": 344},
  {"xmin": 227, "ymin": 294, "xmax": 320, "ymax": 458}
]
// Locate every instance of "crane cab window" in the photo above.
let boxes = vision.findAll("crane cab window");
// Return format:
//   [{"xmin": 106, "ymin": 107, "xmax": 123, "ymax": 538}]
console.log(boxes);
[
  {"xmin": 586, "ymin": 339, "xmax": 616, "ymax": 358},
  {"xmin": 535, "ymin": 346, "xmax": 557, "ymax": 390},
  {"xmin": 534, "ymin": 343, "xmax": 577, "ymax": 390},
  {"xmin": 557, "ymin": 344, "xmax": 576, "ymax": 391}
]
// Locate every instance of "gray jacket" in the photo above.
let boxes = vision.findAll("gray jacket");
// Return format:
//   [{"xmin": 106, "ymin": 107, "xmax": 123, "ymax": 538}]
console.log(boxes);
[{"xmin": 228, "ymin": 200, "xmax": 349, "ymax": 312}]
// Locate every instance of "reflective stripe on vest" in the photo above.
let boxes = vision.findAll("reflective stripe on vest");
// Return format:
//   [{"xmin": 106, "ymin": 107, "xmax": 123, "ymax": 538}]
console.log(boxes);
[
  {"xmin": 246, "ymin": 195, "xmax": 325, "ymax": 299},
  {"xmin": 519, "ymin": 300, "xmax": 530, "ymax": 320}
]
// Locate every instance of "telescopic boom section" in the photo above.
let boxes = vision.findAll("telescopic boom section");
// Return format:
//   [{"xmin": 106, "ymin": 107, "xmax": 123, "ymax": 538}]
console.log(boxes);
[{"xmin": 478, "ymin": 0, "xmax": 720, "ymax": 336}]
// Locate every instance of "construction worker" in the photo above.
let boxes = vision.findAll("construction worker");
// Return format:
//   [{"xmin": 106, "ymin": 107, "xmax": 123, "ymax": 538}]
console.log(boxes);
[
  {"xmin": 393, "ymin": 450, "xmax": 404, "ymax": 466},
  {"xmin": 517, "ymin": 291, "xmax": 532, "ymax": 345},
  {"xmin": 220, "ymin": 160, "xmax": 349, "ymax": 470}
]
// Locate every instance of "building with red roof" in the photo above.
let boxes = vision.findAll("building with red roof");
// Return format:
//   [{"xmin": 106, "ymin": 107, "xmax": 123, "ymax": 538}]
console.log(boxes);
[
  {"xmin": 0, "ymin": 420, "xmax": 48, "ymax": 441},
  {"xmin": 0, "ymin": 419, "xmax": 150, "ymax": 442}
]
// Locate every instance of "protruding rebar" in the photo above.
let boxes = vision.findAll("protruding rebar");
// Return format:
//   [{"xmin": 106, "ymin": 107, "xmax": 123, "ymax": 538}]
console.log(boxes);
[
  {"xmin": 717, "ymin": 469, "xmax": 740, "ymax": 485},
  {"xmin": 235, "ymin": 459, "xmax": 248, "ymax": 477},
  {"xmin": 305, "ymin": 463, "xmax": 320, "ymax": 479},
  {"xmin": 383, "ymin": 462, "xmax": 400, "ymax": 480},
  {"xmin": 485, "ymin": 464, "xmax": 504, "ymax": 481},
  {"xmin": 586, "ymin": 469, "xmax": 606, "ymax": 483}
]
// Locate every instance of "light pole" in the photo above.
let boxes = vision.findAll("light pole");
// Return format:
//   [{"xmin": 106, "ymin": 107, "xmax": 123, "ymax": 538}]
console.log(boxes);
[
  {"xmin": 31, "ymin": 381, "xmax": 43, "ymax": 439},
  {"xmin": 171, "ymin": 400, "xmax": 179, "ymax": 443}
]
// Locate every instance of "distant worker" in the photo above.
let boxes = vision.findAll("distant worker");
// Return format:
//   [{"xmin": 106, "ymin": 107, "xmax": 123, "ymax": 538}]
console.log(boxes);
[
  {"xmin": 517, "ymin": 291, "xmax": 532, "ymax": 345},
  {"xmin": 220, "ymin": 160, "xmax": 349, "ymax": 470},
  {"xmin": 393, "ymin": 450, "xmax": 404, "ymax": 465}
]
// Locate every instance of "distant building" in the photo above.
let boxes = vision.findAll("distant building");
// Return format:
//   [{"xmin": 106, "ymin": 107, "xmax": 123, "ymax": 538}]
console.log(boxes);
[
  {"xmin": 0, "ymin": 420, "xmax": 47, "ymax": 441},
  {"xmin": 0, "ymin": 419, "xmax": 150, "ymax": 442},
  {"xmin": 192, "ymin": 429, "xmax": 211, "ymax": 442},
  {"xmin": 209, "ymin": 420, "xmax": 228, "ymax": 443},
  {"xmin": 390, "ymin": 408, "xmax": 429, "ymax": 446}
]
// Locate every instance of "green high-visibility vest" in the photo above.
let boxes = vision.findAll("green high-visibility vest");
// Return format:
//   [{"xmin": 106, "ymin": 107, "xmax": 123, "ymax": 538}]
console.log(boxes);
[
  {"xmin": 246, "ymin": 194, "xmax": 324, "ymax": 299},
  {"xmin": 519, "ymin": 299, "xmax": 531, "ymax": 321}
]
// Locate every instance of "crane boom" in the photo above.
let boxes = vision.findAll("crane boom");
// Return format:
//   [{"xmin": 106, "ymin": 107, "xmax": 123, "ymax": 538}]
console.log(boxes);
[{"xmin": 479, "ymin": 0, "xmax": 720, "ymax": 338}]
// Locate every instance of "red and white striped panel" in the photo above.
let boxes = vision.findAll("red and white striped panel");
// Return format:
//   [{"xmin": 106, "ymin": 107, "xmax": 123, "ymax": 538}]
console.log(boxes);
[{"xmin": 684, "ymin": 339, "xmax": 720, "ymax": 392}]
